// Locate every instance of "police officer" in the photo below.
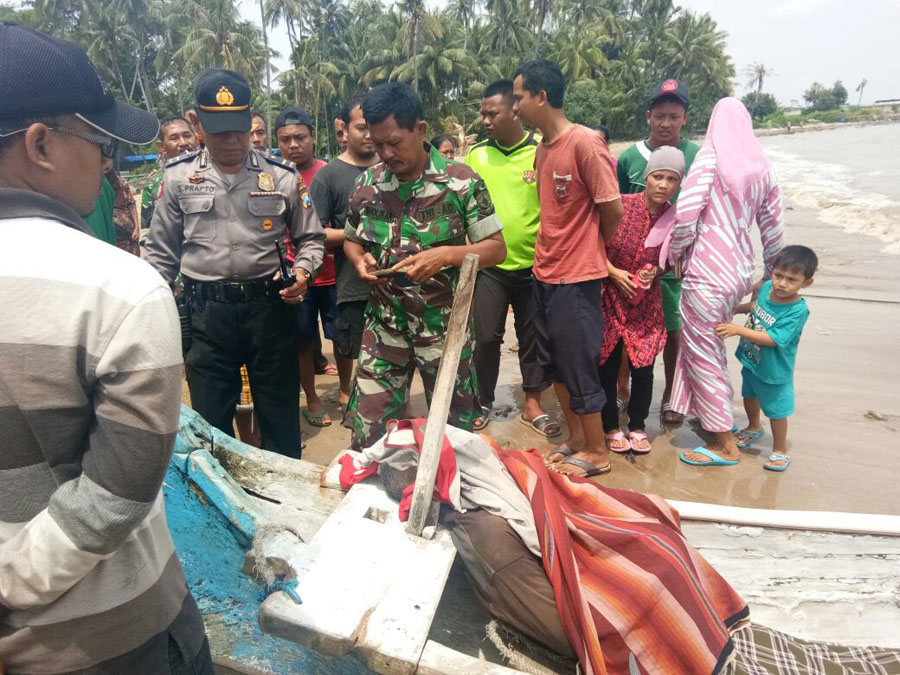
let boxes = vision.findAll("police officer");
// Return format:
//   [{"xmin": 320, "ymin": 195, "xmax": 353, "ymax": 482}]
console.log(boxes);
[{"xmin": 146, "ymin": 69, "xmax": 325, "ymax": 458}]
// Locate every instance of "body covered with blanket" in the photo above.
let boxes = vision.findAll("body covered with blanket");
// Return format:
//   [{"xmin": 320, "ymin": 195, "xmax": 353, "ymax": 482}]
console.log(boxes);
[{"xmin": 340, "ymin": 420, "xmax": 749, "ymax": 674}]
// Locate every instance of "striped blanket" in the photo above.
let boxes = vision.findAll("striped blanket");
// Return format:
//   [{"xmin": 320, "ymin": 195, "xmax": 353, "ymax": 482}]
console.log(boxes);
[{"xmin": 495, "ymin": 446, "xmax": 749, "ymax": 675}]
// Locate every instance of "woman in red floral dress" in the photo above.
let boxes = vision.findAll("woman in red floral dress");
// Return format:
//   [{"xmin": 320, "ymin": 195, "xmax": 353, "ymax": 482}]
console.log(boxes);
[{"xmin": 601, "ymin": 147, "xmax": 684, "ymax": 453}]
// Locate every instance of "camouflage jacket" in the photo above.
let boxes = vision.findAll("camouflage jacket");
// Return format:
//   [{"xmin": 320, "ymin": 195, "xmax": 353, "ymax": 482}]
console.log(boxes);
[
  {"xmin": 344, "ymin": 143, "xmax": 502, "ymax": 339},
  {"xmin": 141, "ymin": 170, "xmax": 163, "ymax": 229}
]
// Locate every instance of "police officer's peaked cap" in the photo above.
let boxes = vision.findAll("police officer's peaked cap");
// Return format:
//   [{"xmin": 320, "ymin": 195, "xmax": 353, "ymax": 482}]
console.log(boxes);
[
  {"xmin": 274, "ymin": 106, "xmax": 313, "ymax": 133},
  {"xmin": 0, "ymin": 23, "xmax": 159, "ymax": 144},
  {"xmin": 194, "ymin": 69, "xmax": 252, "ymax": 134}
]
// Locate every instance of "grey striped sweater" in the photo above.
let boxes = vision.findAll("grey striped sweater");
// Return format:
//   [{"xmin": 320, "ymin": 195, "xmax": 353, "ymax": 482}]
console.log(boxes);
[{"xmin": 0, "ymin": 189, "xmax": 205, "ymax": 673}]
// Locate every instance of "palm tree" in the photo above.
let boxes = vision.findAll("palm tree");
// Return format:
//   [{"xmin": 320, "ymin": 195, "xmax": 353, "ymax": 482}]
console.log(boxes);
[
  {"xmin": 394, "ymin": 0, "xmax": 426, "ymax": 92},
  {"xmin": 664, "ymin": 11, "xmax": 733, "ymax": 93},
  {"xmin": 744, "ymin": 62, "xmax": 773, "ymax": 98},
  {"xmin": 855, "ymin": 78, "xmax": 867, "ymax": 107},
  {"xmin": 549, "ymin": 21, "xmax": 611, "ymax": 82},
  {"xmin": 391, "ymin": 16, "xmax": 478, "ymax": 106},
  {"xmin": 446, "ymin": 0, "xmax": 477, "ymax": 29},
  {"xmin": 170, "ymin": 0, "xmax": 268, "ymax": 87},
  {"xmin": 264, "ymin": 0, "xmax": 303, "ymax": 51}
]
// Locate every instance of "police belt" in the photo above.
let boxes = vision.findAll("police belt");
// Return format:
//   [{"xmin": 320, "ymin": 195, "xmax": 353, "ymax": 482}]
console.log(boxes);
[{"xmin": 186, "ymin": 277, "xmax": 279, "ymax": 303}]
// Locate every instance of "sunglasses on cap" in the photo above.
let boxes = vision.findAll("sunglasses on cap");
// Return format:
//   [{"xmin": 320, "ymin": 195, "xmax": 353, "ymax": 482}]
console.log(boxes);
[{"xmin": 0, "ymin": 124, "xmax": 118, "ymax": 159}]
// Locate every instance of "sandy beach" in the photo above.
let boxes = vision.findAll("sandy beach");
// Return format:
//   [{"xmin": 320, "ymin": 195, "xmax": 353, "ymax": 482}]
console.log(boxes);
[{"xmin": 286, "ymin": 125, "xmax": 900, "ymax": 518}]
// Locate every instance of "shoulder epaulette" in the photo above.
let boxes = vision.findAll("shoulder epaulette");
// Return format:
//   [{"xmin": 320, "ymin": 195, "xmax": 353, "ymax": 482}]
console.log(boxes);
[
  {"xmin": 165, "ymin": 149, "xmax": 201, "ymax": 168},
  {"xmin": 261, "ymin": 153, "xmax": 297, "ymax": 172}
]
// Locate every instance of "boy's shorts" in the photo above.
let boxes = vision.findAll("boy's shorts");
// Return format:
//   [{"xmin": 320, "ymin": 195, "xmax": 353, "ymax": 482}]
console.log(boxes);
[
  {"xmin": 659, "ymin": 272, "xmax": 682, "ymax": 332},
  {"xmin": 295, "ymin": 285, "xmax": 338, "ymax": 345},
  {"xmin": 741, "ymin": 367, "xmax": 794, "ymax": 419}
]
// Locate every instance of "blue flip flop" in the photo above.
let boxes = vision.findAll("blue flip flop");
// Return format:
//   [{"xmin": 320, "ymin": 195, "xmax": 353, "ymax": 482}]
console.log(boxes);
[
  {"xmin": 764, "ymin": 453, "xmax": 792, "ymax": 472},
  {"xmin": 735, "ymin": 428, "xmax": 765, "ymax": 449},
  {"xmin": 679, "ymin": 447, "xmax": 739, "ymax": 466}
]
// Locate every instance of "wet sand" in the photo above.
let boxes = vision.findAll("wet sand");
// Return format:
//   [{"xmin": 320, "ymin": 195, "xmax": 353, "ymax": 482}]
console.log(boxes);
[{"xmin": 294, "ymin": 194, "xmax": 900, "ymax": 516}]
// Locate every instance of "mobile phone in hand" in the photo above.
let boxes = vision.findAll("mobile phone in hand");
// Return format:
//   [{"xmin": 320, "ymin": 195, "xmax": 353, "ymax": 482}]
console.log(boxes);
[{"xmin": 371, "ymin": 268, "xmax": 407, "ymax": 278}]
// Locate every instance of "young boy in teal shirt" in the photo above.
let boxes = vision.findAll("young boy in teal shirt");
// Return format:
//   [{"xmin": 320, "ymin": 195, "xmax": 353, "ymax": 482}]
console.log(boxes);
[{"xmin": 715, "ymin": 246, "xmax": 818, "ymax": 472}]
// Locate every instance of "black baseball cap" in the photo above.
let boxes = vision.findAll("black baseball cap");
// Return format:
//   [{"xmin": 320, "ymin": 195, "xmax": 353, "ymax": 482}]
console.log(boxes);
[
  {"xmin": 194, "ymin": 69, "xmax": 252, "ymax": 134},
  {"xmin": 649, "ymin": 79, "xmax": 689, "ymax": 108},
  {"xmin": 274, "ymin": 106, "xmax": 314, "ymax": 133},
  {"xmin": 0, "ymin": 23, "xmax": 159, "ymax": 144}
]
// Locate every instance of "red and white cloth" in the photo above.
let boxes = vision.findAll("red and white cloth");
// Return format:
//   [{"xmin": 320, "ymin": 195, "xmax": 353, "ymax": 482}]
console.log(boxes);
[{"xmin": 339, "ymin": 419, "xmax": 539, "ymax": 554}]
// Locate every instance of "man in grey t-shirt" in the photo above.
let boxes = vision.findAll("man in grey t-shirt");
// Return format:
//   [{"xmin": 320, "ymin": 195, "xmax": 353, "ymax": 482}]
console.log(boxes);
[{"xmin": 309, "ymin": 95, "xmax": 380, "ymax": 409}]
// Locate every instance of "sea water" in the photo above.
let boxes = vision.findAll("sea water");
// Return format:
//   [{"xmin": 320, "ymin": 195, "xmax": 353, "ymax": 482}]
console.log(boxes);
[{"xmin": 760, "ymin": 122, "xmax": 900, "ymax": 253}]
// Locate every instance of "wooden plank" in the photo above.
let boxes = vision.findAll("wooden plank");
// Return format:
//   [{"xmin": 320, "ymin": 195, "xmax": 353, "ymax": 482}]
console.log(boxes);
[
  {"xmin": 258, "ymin": 480, "xmax": 457, "ymax": 672},
  {"xmin": 669, "ymin": 499, "xmax": 900, "ymax": 536},
  {"xmin": 407, "ymin": 253, "xmax": 479, "ymax": 537},
  {"xmin": 682, "ymin": 521, "xmax": 900, "ymax": 648},
  {"xmin": 416, "ymin": 641, "xmax": 523, "ymax": 675}
]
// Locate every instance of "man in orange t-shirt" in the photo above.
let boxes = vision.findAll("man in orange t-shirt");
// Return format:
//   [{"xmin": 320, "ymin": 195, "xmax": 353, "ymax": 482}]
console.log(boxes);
[{"xmin": 512, "ymin": 59, "xmax": 623, "ymax": 479}]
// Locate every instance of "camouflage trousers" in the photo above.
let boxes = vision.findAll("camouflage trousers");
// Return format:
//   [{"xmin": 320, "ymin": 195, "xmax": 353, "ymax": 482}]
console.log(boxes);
[{"xmin": 344, "ymin": 316, "xmax": 480, "ymax": 451}]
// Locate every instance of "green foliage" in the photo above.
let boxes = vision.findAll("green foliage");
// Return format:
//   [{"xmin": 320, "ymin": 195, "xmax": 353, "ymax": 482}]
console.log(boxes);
[
  {"xmin": 18, "ymin": 0, "xmax": 737, "ymax": 146},
  {"xmin": 741, "ymin": 92, "xmax": 779, "ymax": 119},
  {"xmin": 564, "ymin": 80, "xmax": 607, "ymax": 127},
  {"xmin": 831, "ymin": 80, "xmax": 848, "ymax": 107},
  {"xmin": 802, "ymin": 80, "xmax": 848, "ymax": 112}
]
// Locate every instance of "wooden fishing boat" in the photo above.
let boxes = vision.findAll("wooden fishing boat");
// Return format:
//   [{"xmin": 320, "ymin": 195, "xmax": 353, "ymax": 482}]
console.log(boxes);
[{"xmin": 167, "ymin": 405, "xmax": 900, "ymax": 674}]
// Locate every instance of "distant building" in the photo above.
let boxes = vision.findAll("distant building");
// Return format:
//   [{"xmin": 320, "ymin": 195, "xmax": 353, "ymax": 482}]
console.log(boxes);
[{"xmin": 873, "ymin": 99, "xmax": 900, "ymax": 107}]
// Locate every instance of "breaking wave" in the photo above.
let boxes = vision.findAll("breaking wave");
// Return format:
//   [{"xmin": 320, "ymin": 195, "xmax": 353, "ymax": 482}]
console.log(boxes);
[{"xmin": 765, "ymin": 147, "xmax": 900, "ymax": 254}]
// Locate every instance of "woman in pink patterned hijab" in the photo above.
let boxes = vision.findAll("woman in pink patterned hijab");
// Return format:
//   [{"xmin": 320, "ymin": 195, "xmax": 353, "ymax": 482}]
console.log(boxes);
[{"xmin": 668, "ymin": 97, "xmax": 785, "ymax": 467}]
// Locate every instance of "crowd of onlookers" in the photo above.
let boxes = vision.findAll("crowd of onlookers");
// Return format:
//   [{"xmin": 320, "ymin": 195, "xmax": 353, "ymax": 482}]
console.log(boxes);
[{"xmin": 0, "ymin": 19, "xmax": 822, "ymax": 672}]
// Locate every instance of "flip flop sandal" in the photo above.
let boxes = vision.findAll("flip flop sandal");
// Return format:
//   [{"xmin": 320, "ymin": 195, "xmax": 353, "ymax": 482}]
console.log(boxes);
[
  {"xmin": 626, "ymin": 431, "xmax": 651, "ymax": 454},
  {"xmin": 472, "ymin": 407, "xmax": 490, "ymax": 431},
  {"xmin": 736, "ymin": 428, "xmax": 765, "ymax": 449},
  {"xmin": 302, "ymin": 410, "xmax": 332, "ymax": 427},
  {"xmin": 557, "ymin": 456, "xmax": 612, "ymax": 478},
  {"xmin": 322, "ymin": 363, "xmax": 339, "ymax": 376},
  {"xmin": 679, "ymin": 447, "xmax": 739, "ymax": 466},
  {"xmin": 661, "ymin": 402, "xmax": 685, "ymax": 425},
  {"xmin": 764, "ymin": 453, "xmax": 792, "ymax": 472},
  {"xmin": 544, "ymin": 444, "xmax": 576, "ymax": 465},
  {"xmin": 519, "ymin": 413, "xmax": 562, "ymax": 438},
  {"xmin": 605, "ymin": 430, "xmax": 632, "ymax": 454}
]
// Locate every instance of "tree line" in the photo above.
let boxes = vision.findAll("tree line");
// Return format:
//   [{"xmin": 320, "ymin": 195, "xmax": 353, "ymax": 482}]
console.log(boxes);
[{"xmin": 3, "ymin": 0, "xmax": 736, "ymax": 152}]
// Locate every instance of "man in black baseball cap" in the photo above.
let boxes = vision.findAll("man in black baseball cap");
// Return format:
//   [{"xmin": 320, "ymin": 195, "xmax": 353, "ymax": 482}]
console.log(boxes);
[
  {"xmin": 0, "ymin": 24, "xmax": 214, "ymax": 675},
  {"xmin": 275, "ymin": 106, "xmax": 318, "ymax": 173},
  {"xmin": 0, "ymin": 23, "xmax": 159, "ymax": 216},
  {"xmin": 649, "ymin": 78, "xmax": 690, "ymax": 108}
]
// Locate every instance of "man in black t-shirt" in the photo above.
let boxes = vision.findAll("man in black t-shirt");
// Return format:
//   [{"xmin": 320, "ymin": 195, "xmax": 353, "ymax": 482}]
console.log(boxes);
[{"xmin": 309, "ymin": 96, "xmax": 381, "ymax": 408}]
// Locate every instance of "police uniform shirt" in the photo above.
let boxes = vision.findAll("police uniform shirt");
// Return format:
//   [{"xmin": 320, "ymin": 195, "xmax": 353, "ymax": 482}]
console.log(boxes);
[{"xmin": 145, "ymin": 148, "xmax": 325, "ymax": 284}]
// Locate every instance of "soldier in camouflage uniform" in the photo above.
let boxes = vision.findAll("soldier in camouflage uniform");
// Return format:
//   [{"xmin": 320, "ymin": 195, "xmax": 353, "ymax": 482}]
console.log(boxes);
[
  {"xmin": 141, "ymin": 115, "xmax": 198, "ymax": 232},
  {"xmin": 342, "ymin": 82, "xmax": 507, "ymax": 451}
]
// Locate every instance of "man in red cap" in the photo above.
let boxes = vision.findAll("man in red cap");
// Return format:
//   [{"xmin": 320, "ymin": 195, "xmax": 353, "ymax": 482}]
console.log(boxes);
[{"xmin": 616, "ymin": 80, "xmax": 700, "ymax": 427}]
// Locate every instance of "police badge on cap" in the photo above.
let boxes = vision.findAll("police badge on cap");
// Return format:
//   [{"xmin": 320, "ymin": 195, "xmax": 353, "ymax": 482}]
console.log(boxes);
[{"xmin": 194, "ymin": 69, "xmax": 252, "ymax": 134}]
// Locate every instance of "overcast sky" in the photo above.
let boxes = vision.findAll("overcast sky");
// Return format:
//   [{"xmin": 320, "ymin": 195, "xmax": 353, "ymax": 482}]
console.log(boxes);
[{"xmin": 240, "ymin": 0, "xmax": 900, "ymax": 106}]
